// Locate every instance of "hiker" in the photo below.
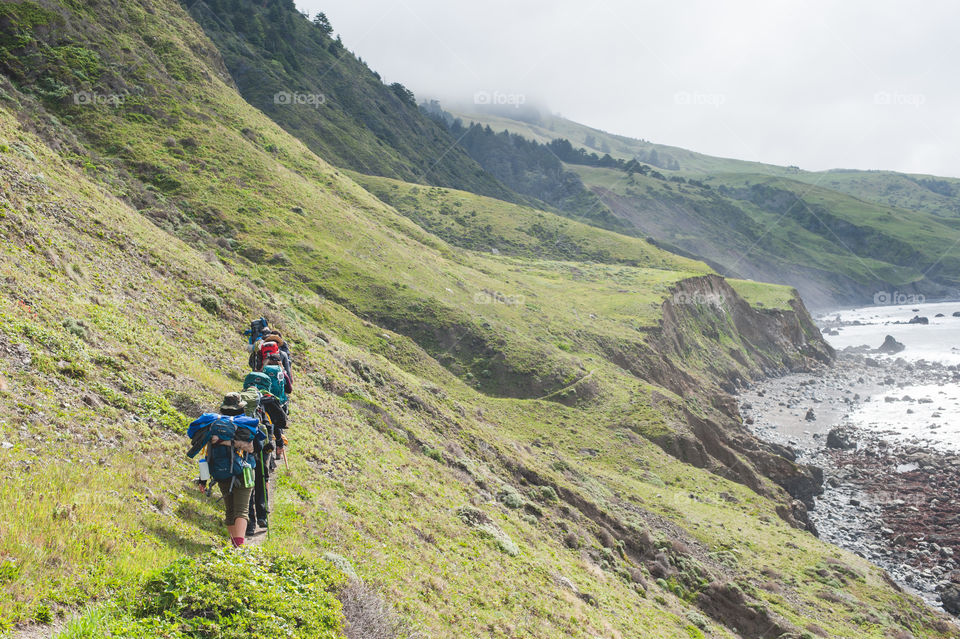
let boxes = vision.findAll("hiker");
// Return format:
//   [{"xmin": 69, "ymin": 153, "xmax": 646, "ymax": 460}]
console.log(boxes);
[
  {"xmin": 248, "ymin": 339, "xmax": 277, "ymax": 371},
  {"xmin": 263, "ymin": 331, "xmax": 293, "ymax": 382},
  {"xmin": 262, "ymin": 352, "xmax": 292, "ymax": 407},
  {"xmin": 243, "ymin": 370, "xmax": 287, "ymax": 434},
  {"xmin": 246, "ymin": 415, "xmax": 272, "ymax": 536},
  {"xmin": 237, "ymin": 379, "xmax": 275, "ymax": 535},
  {"xmin": 186, "ymin": 393, "xmax": 265, "ymax": 547},
  {"xmin": 244, "ymin": 317, "xmax": 269, "ymax": 353},
  {"xmin": 248, "ymin": 331, "xmax": 292, "ymax": 380}
]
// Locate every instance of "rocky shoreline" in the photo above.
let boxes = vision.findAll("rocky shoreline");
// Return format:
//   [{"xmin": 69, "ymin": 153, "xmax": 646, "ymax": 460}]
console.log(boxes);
[{"xmin": 739, "ymin": 350, "xmax": 960, "ymax": 614}]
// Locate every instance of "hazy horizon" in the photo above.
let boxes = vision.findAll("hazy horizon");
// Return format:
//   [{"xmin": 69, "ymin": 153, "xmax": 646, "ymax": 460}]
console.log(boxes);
[{"xmin": 294, "ymin": 0, "xmax": 960, "ymax": 178}]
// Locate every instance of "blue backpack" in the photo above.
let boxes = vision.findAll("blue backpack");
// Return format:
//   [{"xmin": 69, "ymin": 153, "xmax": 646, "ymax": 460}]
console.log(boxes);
[{"xmin": 201, "ymin": 417, "xmax": 257, "ymax": 481}]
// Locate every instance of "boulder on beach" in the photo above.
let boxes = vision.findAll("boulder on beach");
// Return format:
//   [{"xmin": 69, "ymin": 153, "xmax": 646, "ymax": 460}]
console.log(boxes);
[
  {"xmin": 875, "ymin": 335, "xmax": 905, "ymax": 355},
  {"xmin": 939, "ymin": 582, "xmax": 960, "ymax": 616},
  {"xmin": 954, "ymin": 311, "xmax": 960, "ymax": 318},
  {"xmin": 826, "ymin": 427, "xmax": 857, "ymax": 450},
  {"xmin": 804, "ymin": 408, "xmax": 816, "ymax": 421},
  {"xmin": 936, "ymin": 313, "xmax": 945, "ymax": 318},
  {"xmin": 908, "ymin": 315, "xmax": 929, "ymax": 325}
]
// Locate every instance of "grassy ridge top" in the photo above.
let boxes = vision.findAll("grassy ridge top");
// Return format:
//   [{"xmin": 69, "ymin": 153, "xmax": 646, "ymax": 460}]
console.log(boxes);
[
  {"xmin": 180, "ymin": 0, "xmax": 516, "ymax": 201},
  {"xmin": 352, "ymin": 172, "xmax": 710, "ymax": 272},
  {"xmin": 450, "ymin": 108, "xmax": 960, "ymax": 307},
  {"xmin": 446, "ymin": 108, "xmax": 801, "ymax": 176}
]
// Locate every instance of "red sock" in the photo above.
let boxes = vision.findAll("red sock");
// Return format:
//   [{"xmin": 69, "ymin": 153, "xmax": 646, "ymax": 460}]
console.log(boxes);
[{"xmin": 232, "ymin": 536, "xmax": 244, "ymax": 547}]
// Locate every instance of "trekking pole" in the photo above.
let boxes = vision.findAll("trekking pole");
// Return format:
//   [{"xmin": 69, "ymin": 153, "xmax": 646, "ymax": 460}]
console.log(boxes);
[{"xmin": 259, "ymin": 447, "xmax": 270, "ymax": 541}]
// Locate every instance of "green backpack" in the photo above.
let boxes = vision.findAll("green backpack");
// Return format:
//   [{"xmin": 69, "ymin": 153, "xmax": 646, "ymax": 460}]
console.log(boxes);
[
  {"xmin": 238, "ymin": 388, "xmax": 261, "ymax": 418},
  {"xmin": 244, "ymin": 371, "xmax": 272, "ymax": 394}
]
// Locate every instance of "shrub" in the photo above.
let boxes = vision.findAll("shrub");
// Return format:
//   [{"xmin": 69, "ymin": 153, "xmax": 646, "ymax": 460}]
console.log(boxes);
[
  {"xmin": 33, "ymin": 605, "xmax": 53, "ymax": 624},
  {"xmin": 497, "ymin": 485, "xmax": 524, "ymax": 509},
  {"xmin": 61, "ymin": 317, "xmax": 88, "ymax": 340},
  {"xmin": 340, "ymin": 580, "xmax": 411, "ymax": 639},
  {"xmin": 200, "ymin": 293, "xmax": 221, "ymax": 315},
  {"xmin": 106, "ymin": 548, "xmax": 346, "ymax": 638},
  {"xmin": 537, "ymin": 485, "xmax": 558, "ymax": 503},
  {"xmin": 685, "ymin": 611, "xmax": 709, "ymax": 631}
]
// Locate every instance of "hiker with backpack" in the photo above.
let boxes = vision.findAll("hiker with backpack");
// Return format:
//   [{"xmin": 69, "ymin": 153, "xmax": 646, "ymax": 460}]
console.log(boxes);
[
  {"xmin": 237, "ymin": 376, "xmax": 277, "ymax": 536},
  {"xmin": 243, "ymin": 370, "xmax": 287, "ymax": 444},
  {"xmin": 262, "ymin": 352, "xmax": 291, "ymax": 408},
  {"xmin": 248, "ymin": 331, "xmax": 291, "ymax": 373},
  {"xmin": 186, "ymin": 393, "xmax": 265, "ymax": 548},
  {"xmin": 244, "ymin": 318, "xmax": 269, "ymax": 353},
  {"xmin": 263, "ymin": 331, "xmax": 293, "ymax": 380}
]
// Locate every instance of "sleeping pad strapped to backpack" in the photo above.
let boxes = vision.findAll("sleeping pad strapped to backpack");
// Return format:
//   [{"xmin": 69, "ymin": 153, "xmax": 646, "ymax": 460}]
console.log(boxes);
[{"xmin": 186, "ymin": 414, "xmax": 263, "ymax": 481}]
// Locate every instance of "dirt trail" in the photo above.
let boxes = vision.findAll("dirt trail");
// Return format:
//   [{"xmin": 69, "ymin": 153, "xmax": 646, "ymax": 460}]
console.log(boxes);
[
  {"xmin": 9, "ymin": 618, "xmax": 66, "ymax": 639},
  {"xmin": 245, "ymin": 456, "xmax": 280, "ymax": 548}
]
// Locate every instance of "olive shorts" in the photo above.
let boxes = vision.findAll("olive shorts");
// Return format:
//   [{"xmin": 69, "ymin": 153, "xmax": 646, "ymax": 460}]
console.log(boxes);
[{"xmin": 217, "ymin": 478, "xmax": 254, "ymax": 525}]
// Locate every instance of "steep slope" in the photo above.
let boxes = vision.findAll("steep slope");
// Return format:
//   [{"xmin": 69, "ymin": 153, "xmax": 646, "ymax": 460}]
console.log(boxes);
[
  {"xmin": 450, "ymin": 107, "xmax": 960, "ymax": 308},
  {"xmin": 790, "ymin": 169, "xmax": 960, "ymax": 219},
  {"xmin": 568, "ymin": 165, "xmax": 960, "ymax": 308},
  {"xmin": 178, "ymin": 0, "xmax": 517, "ymax": 201},
  {"xmin": 0, "ymin": 1, "xmax": 957, "ymax": 638},
  {"xmin": 351, "ymin": 172, "xmax": 691, "ymax": 267},
  {"xmin": 446, "ymin": 105, "xmax": 801, "ymax": 176}
]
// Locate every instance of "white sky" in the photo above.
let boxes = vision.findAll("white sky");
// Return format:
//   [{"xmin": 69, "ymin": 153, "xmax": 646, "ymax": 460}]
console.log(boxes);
[{"xmin": 294, "ymin": 0, "xmax": 960, "ymax": 177}]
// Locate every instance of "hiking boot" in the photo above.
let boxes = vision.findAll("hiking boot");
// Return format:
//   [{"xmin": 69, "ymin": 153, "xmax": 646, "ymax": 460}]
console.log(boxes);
[
  {"xmin": 257, "ymin": 519, "xmax": 268, "ymax": 529},
  {"xmin": 245, "ymin": 521, "xmax": 256, "ymax": 536}
]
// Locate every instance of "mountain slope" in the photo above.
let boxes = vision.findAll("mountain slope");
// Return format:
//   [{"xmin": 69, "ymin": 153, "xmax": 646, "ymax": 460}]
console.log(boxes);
[
  {"xmin": 446, "ymin": 105, "xmax": 802, "ymax": 176},
  {"xmin": 450, "ymin": 107, "xmax": 960, "ymax": 307},
  {"xmin": 180, "ymin": 0, "xmax": 517, "ymax": 200},
  {"xmin": 0, "ymin": 1, "xmax": 956, "ymax": 637},
  {"xmin": 789, "ymin": 169, "xmax": 960, "ymax": 218}
]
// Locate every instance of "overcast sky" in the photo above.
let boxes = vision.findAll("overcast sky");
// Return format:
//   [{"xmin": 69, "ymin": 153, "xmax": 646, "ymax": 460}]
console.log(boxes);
[{"xmin": 295, "ymin": 0, "xmax": 960, "ymax": 177}]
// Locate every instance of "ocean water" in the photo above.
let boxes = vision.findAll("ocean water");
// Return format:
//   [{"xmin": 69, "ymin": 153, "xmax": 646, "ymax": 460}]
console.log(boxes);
[
  {"xmin": 822, "ymin": 301, "xmax": 960, "ymax": 365},
  {"xmin": 819, "ymin": 301, "xmax": 960, "ymax": 452}
]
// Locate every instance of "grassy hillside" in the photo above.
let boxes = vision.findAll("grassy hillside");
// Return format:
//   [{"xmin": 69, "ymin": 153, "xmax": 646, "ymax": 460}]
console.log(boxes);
[
  {"xmin": 0, "ymin": 0, "xmax": 956, "ymax": 637},
  {"xmin": 450, "ymin": 108, "xmax": 960, "ymax": 307},
  {"xmin": 179, "ymin": 0, "xmax": 517, "ymax": 201},
  {"xmin": 790, "ymin": 169, "xmax": 960, "ymax": 218},
  {"xmin": 446, "ymin": 106, "xmax": 801, "ymax": 176},
  {"xmin": 351, "ymin": 172, "xmax": 706, "ymax": 270}
]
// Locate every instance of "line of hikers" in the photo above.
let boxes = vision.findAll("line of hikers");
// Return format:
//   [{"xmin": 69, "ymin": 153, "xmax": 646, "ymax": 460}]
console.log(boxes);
[{"xmin": 185, "ymin": 318, "xmax": 294, "ymax": 547}]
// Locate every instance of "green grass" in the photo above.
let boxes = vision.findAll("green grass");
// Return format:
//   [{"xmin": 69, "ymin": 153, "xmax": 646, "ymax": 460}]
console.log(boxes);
[
  {"xmin": 728, "ymin": 280, "xmax": 797, "ymax": 310},
  {"xmin": 790, "ymin": 169, "xmax": 960, "ymax": 218},
  {"xmin": 451, "ymin": 109, "xmax": 960, "ymax": 308},
  {"xmin": 352, "ymin": 173, "xmax": 709, "ymax": 272}
]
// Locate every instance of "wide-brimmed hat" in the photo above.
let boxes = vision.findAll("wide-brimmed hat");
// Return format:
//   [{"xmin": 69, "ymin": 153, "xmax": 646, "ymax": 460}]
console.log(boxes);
[{"xmin": 220, "ymin": 392, "xmax": 244, "ymax": 415}]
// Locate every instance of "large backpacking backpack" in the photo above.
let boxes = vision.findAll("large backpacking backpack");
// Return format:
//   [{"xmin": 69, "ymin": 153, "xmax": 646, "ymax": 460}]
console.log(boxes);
[
  {"xmin": 244, "ymin": 371, "xmax": 272, "ymax": 394},
  {"xmin": 238, "ymin": 388, "xmax": 261, "ymax": 418},
  {"xmin": 206, "ymin": 416, "xmax": 257, "ymax": 481},
  {"xmin": 245, "ymin": 318, "xmax": 269, "ymax": 351},
  {"xmin": 260, "ymin": 340, "xmax": 280, "ymax": 359}
]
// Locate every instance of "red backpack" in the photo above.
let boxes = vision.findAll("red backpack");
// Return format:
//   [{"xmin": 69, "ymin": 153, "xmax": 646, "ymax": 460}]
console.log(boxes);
[{"xmin": 260, "ymin": 341, "xmax": 280, "ymax": 358}]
